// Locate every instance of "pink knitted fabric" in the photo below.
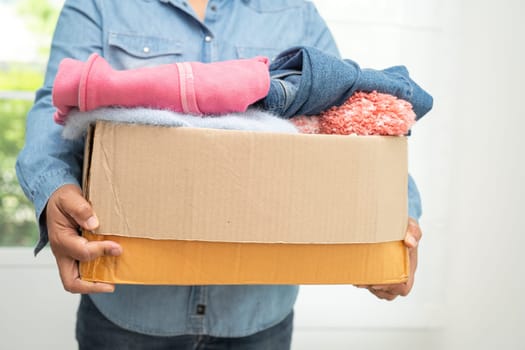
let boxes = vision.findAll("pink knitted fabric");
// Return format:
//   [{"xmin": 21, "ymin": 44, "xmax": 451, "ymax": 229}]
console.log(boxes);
[
  {"xmin": 292, "ymin": 91, "xmax": 416, "ymax": 136},
  {"xmin": 290, "ymin": 115, "xmax": 322, "ymax": 134}
]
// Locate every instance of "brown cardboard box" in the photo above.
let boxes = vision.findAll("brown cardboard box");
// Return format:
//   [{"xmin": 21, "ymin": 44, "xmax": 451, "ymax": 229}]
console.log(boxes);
[{"xmin": 80, "ymin": 121, "xmax": 409, "ymax": 285}]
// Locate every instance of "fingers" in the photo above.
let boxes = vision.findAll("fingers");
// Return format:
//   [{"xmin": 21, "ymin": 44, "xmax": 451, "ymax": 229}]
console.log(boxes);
[
  {"xmin": 355, "ymin": 217, "xmax": 422, "ymax": 301},
  {"xmin": 47, "ymin": 185, "xmax": 123, "ymax": 261},
  {"xmin": 370, "ymin": 283, "xmax": 412, "ymax": 299},
  {"xmin": 53, "ymin": 239, "xmax": 121, "ymax": 294},
  {"xmin": 354, "ymin": 281, "xmax": 414, "ymax": 301},
  {"xmin": 404, "ymin": 218, "xmax": 422, "ymax": 249},
  {"xmin": 368, "ymin": 288, "xmax": 399, "ymax": 301},
  {"xmin": 55, "ymin": 254, "xmax": 116, "ymax": 294},
  {"xmin": 54, "ymin": 184, "xmax": 99, "ymax": 231},
  {"xmin": 355, "ymin": 285, "xmax": 396, "ymax": 300},
  {"xmin": 58, "ymin": 233, "xmax": 122, "ymax": 262},
  {"xmin": 46, "ymin": 184, "xmax": 122, "ymax": 294}
]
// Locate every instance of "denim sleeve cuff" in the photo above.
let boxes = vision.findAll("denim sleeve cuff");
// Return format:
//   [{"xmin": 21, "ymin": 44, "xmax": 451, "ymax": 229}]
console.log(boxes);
[
  {"xmin": 358, "ymin": 68, "xmax": 413, "ymax": 101},
  {"xmin": 408, "ymin": 173, "xmax": 422, "ymax": 221},
  {"xmin": 28, "ymin": 169, "xmax": 81, "ymax": 255},
  {"xmin": 359, "ymin": 68, "xmax": 433, "ymax": 120}
]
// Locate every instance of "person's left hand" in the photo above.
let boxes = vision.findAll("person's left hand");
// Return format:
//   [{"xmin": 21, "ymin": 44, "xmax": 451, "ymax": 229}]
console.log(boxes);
[{"xmin": 356, "ymin": 218, "xmax": 422, "ymax": 301}]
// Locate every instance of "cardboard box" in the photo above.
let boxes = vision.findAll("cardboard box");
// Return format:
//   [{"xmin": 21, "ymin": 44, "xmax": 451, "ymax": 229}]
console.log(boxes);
[{"xmin": 80, "ymin": 121, "xmax": 409, "ymax": 285}]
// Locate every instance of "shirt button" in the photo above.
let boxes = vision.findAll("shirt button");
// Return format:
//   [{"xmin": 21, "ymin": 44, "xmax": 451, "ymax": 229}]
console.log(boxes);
[
  {"xmin": 210, "ymin": 4, "xmax": 217, "ymax": 11},
  {"xmin": 143, "ymin": 47, "xmax": 150, "ymax": 54},
  {"xmin": 196, "ymin": 304, "xmax": 206, "ymax": 315},
  {"xmin": 204, "ymin": 35, "xmax": 213, "ymax": 42}
]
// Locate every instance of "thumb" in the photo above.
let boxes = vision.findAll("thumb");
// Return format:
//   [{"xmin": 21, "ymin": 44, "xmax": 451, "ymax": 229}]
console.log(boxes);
[
  {"xmin": 404, "ymin": 218, "xmax": 422, "ymax": 249},
  {"xmin": 53, "ymin": 184, "xmax": 99, "ymax": 231}
]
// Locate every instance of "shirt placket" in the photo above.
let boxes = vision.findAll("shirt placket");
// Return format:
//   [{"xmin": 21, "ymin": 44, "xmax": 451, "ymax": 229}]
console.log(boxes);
[
  {"xmin": 201, "ymin": 27, "xmax": 216, "ymax": 63},
  {"xmin": 202, "ymin": 0, "xmax": 222, "ymax": 62},
  {"xmin": 160, "ymin": 0, "xmax": 218, "ymax": 62},
  {"xmin": 187, "ymin": 286, "xmax": 209, "ymax": 334}
]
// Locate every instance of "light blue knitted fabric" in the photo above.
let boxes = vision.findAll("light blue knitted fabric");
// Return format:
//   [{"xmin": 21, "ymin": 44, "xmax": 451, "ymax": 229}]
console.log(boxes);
[{"xmin": 62, "ymin": 107, "xmax": 299, "ymax": 140}]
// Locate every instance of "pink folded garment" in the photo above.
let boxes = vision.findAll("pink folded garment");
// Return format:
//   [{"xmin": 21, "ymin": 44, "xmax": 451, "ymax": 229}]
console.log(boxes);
[{"xmin": 52, "ymin": 53, "xmax": 270, "ymax": 124}]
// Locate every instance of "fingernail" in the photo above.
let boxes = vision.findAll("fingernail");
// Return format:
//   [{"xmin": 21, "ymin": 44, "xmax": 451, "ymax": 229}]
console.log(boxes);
[
  {"xmin": 109, "ymin": 247, "xmax": 122, "ymax": 256},
  {"xmin": 406, "ymin": 235, "xmax": 418, "ymax": 248},
  {"xmin": 86, "ymin": 216, "xmax": 99, "ymax": 230},
  {"xmin": 102, "ymin": 284, "xmax": 115, "ymax": 293}
]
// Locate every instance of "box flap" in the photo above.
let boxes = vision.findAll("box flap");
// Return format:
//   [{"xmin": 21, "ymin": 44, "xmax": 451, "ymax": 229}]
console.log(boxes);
[
  {"xmin": 87, "ymin": 121, "xmax": 407, "ymax": 244},
  {"xmin": 81, "ymin": 232, "xmax": 409, "ymax": 285}
]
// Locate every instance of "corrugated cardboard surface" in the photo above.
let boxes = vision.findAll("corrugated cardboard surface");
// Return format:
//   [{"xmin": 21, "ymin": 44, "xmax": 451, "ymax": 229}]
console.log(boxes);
[
  {"xmin": 81, "ymin": 121, "xmax": 409, "ymax": 285},
  {"xmin": 81, "ymin": 232, "xmax": 409, "ymax": 285},
  {"xmin": 86, "ymin": 121, "xmax": 407, "ymax": 243}
]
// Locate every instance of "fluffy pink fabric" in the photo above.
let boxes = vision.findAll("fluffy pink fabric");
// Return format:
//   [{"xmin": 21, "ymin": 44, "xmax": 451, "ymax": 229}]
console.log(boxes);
[{"xmin": 292, "ymin": 91, "xmax": 416, "ymax": 136}]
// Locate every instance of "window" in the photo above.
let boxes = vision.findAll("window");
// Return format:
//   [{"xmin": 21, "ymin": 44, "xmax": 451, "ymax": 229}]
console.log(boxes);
[{"xmin": 0, "ymin": 0, "xmax": 61, "ymax": 246}]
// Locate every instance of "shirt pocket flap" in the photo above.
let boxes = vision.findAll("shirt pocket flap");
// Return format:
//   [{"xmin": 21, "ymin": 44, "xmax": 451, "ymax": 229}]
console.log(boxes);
[{"xmin": 108, "ymin": 32, "xmax": 183, "ymax": 58}]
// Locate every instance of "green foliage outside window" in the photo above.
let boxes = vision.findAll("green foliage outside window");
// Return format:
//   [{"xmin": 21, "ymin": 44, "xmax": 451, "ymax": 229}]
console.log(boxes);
[
  {"xmin": 0, "ymin": 68, "xmax": 43, "ymax": 246},
  {"xmin": 0, "ymin": 0, "xmax": 60, "ymax": 246}
]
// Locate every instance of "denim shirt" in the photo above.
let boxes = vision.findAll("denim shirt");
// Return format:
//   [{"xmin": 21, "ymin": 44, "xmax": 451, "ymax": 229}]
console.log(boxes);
[{"xmin": 16, "ymin": 0, "xmax": 422, "ymax": 337}]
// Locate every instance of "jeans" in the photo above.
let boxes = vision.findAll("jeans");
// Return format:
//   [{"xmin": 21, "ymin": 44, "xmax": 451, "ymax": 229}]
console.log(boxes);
[
  {"xmin": 260, "ymin": 46, "xmax": 433, "ymax": 120},
  {"xmin": 76, "ymin": 295, "xmax": 294, "ymax": 350}
]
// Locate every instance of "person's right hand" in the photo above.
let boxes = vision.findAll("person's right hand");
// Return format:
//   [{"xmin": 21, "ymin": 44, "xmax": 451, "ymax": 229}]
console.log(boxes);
[{"xmin": 46, "ymin": 184, "xmax": 122, "ymax": 293}]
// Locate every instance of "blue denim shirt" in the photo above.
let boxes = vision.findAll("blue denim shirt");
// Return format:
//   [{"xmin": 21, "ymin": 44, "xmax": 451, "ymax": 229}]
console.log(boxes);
[{"xmin": 16, "ymin": 0, "xmax": 422, "ymax": 337}]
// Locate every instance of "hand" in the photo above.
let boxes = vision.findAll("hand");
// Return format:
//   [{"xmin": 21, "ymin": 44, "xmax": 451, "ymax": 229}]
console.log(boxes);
[
  {"xmin": 46, "ymin": 184, "xmax": 122, "ymax": 293},
  {"xmin": 356, "ymin": 218, "xmax": 422, "ymax": 301}
]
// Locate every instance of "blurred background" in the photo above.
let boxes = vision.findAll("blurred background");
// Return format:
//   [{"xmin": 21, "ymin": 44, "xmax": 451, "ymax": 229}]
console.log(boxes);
[{"xmin": 0, "ymin": 0, "xmax": 523, "ymax": 349}]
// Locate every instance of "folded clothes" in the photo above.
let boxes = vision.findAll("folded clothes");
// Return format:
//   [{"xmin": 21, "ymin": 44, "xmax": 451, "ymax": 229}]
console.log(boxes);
[
  {"xmin": 52, "ymin": 47, "xmax": 433, "ymax": 127},
  {"xmin": 291, "ymin": 91, "xmax": 417, "ymax": 136},
  {"xmin": 52, "ymin": 54, "xmax": 270, "ymax": 124},
  {"xmin": 258, "ymin": 46, "xmax": 433, "ymax": 120}
]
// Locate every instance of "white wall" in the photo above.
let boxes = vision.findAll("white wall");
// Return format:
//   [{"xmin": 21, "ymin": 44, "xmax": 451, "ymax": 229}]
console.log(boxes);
[
  {"xmin": 1, "ymin": 0, "xmax": 524, "ymax": 349},
  {"xmin": 438, "ymin": 0, "xmax": 525, "ymax": 348},
  {"xmin": 312, "ymin": 1, "xmax": 525, "ymax": 348},
  {"xmin": 294, "ymin": 1, "xmax": 449, "ymax": 348}
]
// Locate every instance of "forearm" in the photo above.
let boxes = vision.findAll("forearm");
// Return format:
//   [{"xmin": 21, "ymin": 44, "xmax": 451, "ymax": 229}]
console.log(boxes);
[{"xmin": 15, "ymin": 90, "xmax": 85, "ymax": 254}]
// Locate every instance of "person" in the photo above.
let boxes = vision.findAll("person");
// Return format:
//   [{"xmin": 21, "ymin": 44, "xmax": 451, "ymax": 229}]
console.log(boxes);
[{"xmin": 16, "ymin": 0, "xmax": 423, "ymax": 349}]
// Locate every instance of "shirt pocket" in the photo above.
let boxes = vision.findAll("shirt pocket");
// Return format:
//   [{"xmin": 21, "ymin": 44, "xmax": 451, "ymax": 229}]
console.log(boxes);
[
  {"xmin": 235, "ymin": 46, "xmax": 283, "ymax": 62},
  {"xmin": 107, "ymin": 32, "xmax": 184, "ymax": 69}
]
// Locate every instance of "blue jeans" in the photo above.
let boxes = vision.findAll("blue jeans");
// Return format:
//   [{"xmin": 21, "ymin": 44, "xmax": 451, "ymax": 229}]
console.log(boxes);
[
  {"xmin": 260, "ymin": 46, "xmax": 433, "ymax": 120},
  {"xmin": 76, "ymin": 295, "xmax": 294, "ymax": 350}
]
